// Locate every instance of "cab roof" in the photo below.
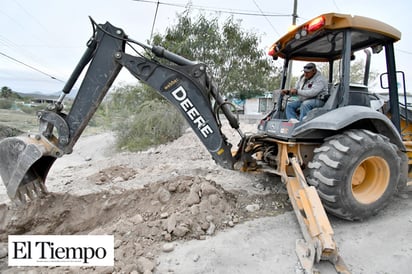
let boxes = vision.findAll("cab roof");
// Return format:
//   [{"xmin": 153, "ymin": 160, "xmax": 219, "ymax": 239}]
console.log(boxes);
[{"xmin": 269, "ymin": 12, "xmax": 401, "ymax": 62}]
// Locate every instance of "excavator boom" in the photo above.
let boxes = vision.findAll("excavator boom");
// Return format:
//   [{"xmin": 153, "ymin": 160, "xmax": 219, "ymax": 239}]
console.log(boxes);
[
  {"xmin": 0, "ymin": 19, "xmax": 238, "ymax": 202},
  {"xmin": 0, "ymin": 18, "xmax": 348, "ymax": 273}
]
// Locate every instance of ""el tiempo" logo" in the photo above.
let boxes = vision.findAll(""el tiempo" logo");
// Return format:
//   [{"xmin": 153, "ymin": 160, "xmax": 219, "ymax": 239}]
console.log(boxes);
[{"xmin": 8, "ymin": 235, "xmax": 114, "ymax": 266}]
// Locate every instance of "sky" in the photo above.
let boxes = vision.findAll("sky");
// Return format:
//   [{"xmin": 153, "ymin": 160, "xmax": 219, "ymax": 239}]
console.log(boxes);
[{"xmin": 1, "ymin": 0, "xmax": 411, "ymax": 94}]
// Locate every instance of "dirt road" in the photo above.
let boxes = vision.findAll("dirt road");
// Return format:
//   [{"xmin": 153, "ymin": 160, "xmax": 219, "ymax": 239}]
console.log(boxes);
[{"xmin": 155, "ymin": 192, "xmax": 412, "ymax": 274}]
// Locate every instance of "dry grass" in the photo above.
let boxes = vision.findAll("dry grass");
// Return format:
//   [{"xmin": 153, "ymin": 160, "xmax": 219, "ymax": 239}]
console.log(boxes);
[
  {"xmin": 0, "ymin": 109, "xmax": 107, "ymax": 139},
  {"xmin": 0, "ymin": 109, "xmax": 39, "ymax": 133}
]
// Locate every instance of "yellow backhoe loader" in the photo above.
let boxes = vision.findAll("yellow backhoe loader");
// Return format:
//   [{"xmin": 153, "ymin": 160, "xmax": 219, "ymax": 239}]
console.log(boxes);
[{"xmin": 1, "ymin": 13, "xmax": 410, "ymax": 273}]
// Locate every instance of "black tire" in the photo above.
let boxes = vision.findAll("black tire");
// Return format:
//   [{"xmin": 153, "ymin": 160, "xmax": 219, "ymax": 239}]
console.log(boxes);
[{"xmin": 306, "ymin": 129, "xmax": 401, "ymax": 221}]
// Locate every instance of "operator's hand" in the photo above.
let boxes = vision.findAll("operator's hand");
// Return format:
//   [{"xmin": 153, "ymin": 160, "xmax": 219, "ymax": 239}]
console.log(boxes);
[
  {"xmin": 289, "ymin": 88, "xmax": 298, "ymax": 95},
  {"xmin": 281, "ymin": 89, "xmax": 298, "ymax": 95},
  {"xmin": 281, "ymin": 89, "xmax": 290, "ymax": 95}
]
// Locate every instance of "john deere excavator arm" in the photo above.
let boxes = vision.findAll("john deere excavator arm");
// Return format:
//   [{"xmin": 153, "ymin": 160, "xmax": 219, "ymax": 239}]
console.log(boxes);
[
  {"xmin": 0, "ymin": 19, "xmax": 240, "ymax": 202},
  {"xmin": 0, "ymin": 19, "xmax": 349, "ymax": 273}
]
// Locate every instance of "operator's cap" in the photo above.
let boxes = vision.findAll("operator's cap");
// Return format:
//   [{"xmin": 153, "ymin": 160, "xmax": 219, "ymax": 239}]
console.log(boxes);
[{"xmin": 303, "ymin": 62, "xmax": 316, "ymax": 72}]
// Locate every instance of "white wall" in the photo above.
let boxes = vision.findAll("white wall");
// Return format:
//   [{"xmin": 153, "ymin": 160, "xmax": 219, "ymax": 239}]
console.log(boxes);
[{"xmin": 244, "ymin": 98, "xmax": 260, "ymax": 115}]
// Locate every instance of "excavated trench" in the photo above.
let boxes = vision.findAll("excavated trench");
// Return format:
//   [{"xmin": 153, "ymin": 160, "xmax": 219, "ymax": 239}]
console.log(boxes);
[{"xmin": 0, "ymin": 171, "xmax": 291, "ymax": 273}]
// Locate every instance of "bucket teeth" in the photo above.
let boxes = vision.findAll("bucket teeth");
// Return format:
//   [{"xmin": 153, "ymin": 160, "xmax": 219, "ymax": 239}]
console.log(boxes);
[
  {"xmin": 25, "ymin": 183, "xmax": 36, "ymax": 200},
  {"xmin": 33, "ymin": 180, "xmax": 48, "ymax": 196},
  {"xmin": 13, "ymin": 180, "xmax": 48, "ymax": 205},
  {"xmin": 15, "ymin": 189, "xmax": 27, "ymax": 205}
]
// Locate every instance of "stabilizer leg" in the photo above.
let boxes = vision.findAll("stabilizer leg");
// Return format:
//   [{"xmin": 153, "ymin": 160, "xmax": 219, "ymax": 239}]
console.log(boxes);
[{"xmin": 286, "ymin": 157, "xmax": 350, "ymax": 274}]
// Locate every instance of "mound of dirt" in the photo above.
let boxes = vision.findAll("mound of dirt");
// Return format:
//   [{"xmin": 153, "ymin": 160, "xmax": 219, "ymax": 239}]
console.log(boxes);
[
  {"xmin": 0, "ymin": 124, "xmax": 23, "ymax": 140},
  {"xmin": 0, "ymin": 172, "xmax": 290, "ymax": 273}
]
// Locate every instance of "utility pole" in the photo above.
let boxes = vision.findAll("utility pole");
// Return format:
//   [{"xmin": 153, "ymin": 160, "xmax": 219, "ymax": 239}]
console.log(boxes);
[
  {"xmin": 292, "ymin": 0, "xmax": 298, "ymax": 25},
  {"xmin": 287, "ymin": 0, "xmax": 298, "ymax": 88}
]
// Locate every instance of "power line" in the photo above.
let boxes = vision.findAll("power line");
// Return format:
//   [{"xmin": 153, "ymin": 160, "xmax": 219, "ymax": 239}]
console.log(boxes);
[
  {"xmin": 0, "ymin": 0, "xmax": 67, "ymax": 85},
  {"xmin": 397, "ymin": 48, "xmax": 412, "ymax": 55},
  {"xmin": 0, "ymin": 51, "xmax": 64, "ymax": 83},
  {"xmin": 13, "ymin": 0, "xmax": 55, "ymax": 38},
  {"xmin": 332, "ymin": 0, "xmax": 341, "ymax": 11},
  {"xmin": 133, "ymin": 0, "xmax": 291, "ymax": 17},
  {"xmin": 251, "ymin": 0, "xmax": 280, "ymax": 35}
]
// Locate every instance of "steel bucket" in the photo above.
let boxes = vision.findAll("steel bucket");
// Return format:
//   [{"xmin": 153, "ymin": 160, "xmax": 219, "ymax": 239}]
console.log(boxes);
[{"xmin": 0, "ymin": 134, "xmax": 62, "ymax": 203}]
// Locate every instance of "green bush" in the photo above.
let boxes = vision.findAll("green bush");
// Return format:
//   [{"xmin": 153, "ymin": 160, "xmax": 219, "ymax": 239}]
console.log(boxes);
[
  {"xmin": 113, "ymin": 99, "xmax": 186, "ymax": 151},
  {"xmin": 0, "ymin": 99, "xmax": 13, "ymax": 109}
]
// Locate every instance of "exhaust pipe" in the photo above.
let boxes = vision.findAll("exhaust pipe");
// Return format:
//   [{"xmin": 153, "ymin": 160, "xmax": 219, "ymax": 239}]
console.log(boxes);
[{"xmin": 0, "ymin": 134, "xmax": 63, "ymax": 203}]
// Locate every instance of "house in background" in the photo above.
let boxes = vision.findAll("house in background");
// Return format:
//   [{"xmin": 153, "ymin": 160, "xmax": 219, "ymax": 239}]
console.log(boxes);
[{"xmin": 232, "ymin": 91, "xmax": 278, "ymax": 116}]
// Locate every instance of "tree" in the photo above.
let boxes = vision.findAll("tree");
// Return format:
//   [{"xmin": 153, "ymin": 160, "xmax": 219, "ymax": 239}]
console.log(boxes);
[
  {"xmin": 316, "ymin": 58, "xmax": 379, "ymax": 85},
  {"xmin": 348, "ymin": 59, "xmax": 379, "ymax": 84},
  {"xmin": 151, "ymin": 11, "xmax": 280, "ymax": 99},
  {"xmin": 0, "ymin": 86, "xmax": 22, "ymax": 100},
  {"xmin": 1, "ymin": 86, "xmax": 13, "ymax": 98}
]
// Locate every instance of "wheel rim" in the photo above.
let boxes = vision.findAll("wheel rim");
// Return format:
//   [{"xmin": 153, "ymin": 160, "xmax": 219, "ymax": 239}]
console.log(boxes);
[{"xmin": 351, "ymin": 156, "xmax": 390, "ymax": 204}]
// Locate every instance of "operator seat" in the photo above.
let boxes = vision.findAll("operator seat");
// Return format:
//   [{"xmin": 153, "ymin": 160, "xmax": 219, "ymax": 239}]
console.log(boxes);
[
  {"xmin": 347, "ymin": 85, "xmax": 371, "ymax": 107},
  {"xmin": 321, "ymin": 82, "xmax": 340, "ymax": 110},
  {"xmin": 321, "ymin": 83, "xmax": 371, "ymax": 110},
  {"xmin": 300, "ymin": 83, "xmax": 340, "ymax": 121}
]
